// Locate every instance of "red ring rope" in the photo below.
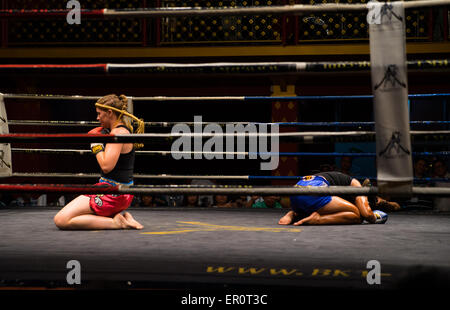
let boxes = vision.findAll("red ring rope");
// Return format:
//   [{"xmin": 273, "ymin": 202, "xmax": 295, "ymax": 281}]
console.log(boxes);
[
  {"xmin": 0, "ymin": 9, "xmax": 105, "ymax": 18},
  {"xmin": 0, "ymin": 184, "xmax": 119, "ymax": 194}
]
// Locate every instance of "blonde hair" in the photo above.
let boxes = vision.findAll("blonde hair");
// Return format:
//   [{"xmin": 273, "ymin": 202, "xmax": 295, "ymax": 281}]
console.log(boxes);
[{"xmin": 95, "ymin": 94, "xmax": 144, "ymax": 149}]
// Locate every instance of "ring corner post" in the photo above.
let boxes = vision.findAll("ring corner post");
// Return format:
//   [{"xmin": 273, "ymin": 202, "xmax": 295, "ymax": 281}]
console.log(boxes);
[
  {"xmin": 128, "ymin": 96, "xmax": 134, "ymax": 115},
  {"xmin": 0, "ymin": 93, "xmax": 12, "ymax": 177},
  {"xmin": 369, "ymin": 1, "xmax": 413, "ymax": 197}
]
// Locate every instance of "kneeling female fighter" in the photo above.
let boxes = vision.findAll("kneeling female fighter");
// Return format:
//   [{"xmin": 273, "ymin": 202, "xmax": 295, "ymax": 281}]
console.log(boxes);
[
  {"xmin": 279, "ymin": 171, "xmax": 388, "ymax": 226},
  {"xmin": 54, "ymin": 94, "xmax": 144, "ymax": 230}
]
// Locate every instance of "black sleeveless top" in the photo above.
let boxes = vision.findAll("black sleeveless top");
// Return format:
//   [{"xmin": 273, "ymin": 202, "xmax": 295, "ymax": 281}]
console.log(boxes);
[
  {"xmin": 315, "ymin": 171, "xmax": 355, "ymax": 202},
  {"xmin": 101, "ymin": 125, "xmax": 135, "ymax": 184},
  {"xmin": 315, "ymin": 171, "xmax": 353, "ymax": 186}
]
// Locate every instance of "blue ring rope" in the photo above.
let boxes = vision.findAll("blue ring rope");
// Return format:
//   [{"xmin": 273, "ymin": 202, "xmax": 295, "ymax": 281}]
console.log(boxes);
[
  {"xmin": 252, "ymin": 121, "xmax": 450, "ymax": 127},
  {"xmin": 244, "ymin": 93, "xmax": 450, "ymax": 101},
  {"xmin": 251, "ymin": 152, "xmax": 450, "ymax": 157},
  {"xmin": 247, "ymin": 175, "xmax": 450, "ymax": 182}
]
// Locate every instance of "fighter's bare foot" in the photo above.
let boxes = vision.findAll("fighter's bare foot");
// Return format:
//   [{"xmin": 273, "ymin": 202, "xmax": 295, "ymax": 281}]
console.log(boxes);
[
  {"xmin": 377, "ymin": 198, "xmax": 401, "ymax": 212},
  {"xmin": 293, "ymin": 212, "xmax": 320, "ymax": 225},
  {"xmin": 278, "ymin": 211, "xmax": 296, "ymax": 225},
  {"xmin": 113, "ymin": 213, "xmax": 130, "ymax": 229},
  {"xmin": 123, "ymin": 212, "xmax": 144, "ymax": 230}
]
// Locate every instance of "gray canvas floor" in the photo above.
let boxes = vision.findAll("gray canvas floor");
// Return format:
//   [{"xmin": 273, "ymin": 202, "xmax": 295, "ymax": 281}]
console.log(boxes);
[{"xmin": 0, "ymin": 207, "xmax": 449, "ymax": 290}]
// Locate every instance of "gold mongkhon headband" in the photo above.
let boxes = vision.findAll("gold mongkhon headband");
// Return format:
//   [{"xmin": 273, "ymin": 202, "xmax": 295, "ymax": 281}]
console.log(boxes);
[{"xmin": 95, "ymin": 102, "xmax": 145, "ymax": 149}]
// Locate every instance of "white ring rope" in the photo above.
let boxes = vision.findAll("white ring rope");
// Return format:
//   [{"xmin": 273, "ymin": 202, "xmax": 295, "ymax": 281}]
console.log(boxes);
[
  {"xmin": 1, "ymin": 1, "xmax": 450, "ymax": 19},
  {"xmin": 2, "ymin": 94, "xmax": 246, "ymax": 101},
  {"xmin": 101, "ymin": 1, "xmax": 450, "ymax": 17},
  {"xmin": 11, "ymin": 148, "xmax": 250, "ymax": 156},
  {"xmin": 2, "ymin": 182, "xmax": 450, "ymax": 196},
  {"xmin": 11, "ymin": 172, "xmax": 250, "ymax": 180},
  {"xmin": 115, "ymin": 185, "xmax": 450, "ymax": 196}
]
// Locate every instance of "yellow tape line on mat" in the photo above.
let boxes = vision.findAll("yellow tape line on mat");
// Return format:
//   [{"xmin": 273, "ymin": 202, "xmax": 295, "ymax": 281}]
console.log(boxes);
[{"xmin": 140, "ymin": 221, "xmax": 301, "ymax": 235}]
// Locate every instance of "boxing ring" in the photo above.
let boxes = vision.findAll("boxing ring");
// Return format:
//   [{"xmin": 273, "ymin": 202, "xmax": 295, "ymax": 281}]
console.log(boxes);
[
  {"xmin": 1, "ymin": 208, "xmax": 449, "ymax": 293},
  {"xmin": 0, "ymin": 1, "xmax": 450, "ymax": 299}
]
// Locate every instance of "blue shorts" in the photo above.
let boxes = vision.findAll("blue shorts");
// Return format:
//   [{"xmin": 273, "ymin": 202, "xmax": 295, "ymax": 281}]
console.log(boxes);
[{"xmin": 290, "ymin": 175, "xmax": 332, "ymax": 215}]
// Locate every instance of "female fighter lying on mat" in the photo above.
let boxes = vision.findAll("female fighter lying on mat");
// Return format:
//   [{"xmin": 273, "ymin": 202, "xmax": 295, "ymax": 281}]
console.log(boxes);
[
  {"xmin": 278, "ymin": 171, "xmax": 388, "ymax": 226},
  {"xmin": 54, "ymin": 94, "xmax": 144, "ymax": 230}
]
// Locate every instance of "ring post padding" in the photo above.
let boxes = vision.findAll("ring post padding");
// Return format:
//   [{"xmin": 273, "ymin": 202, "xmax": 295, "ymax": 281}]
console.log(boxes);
[
  {"xmin": 369, "ymin": 1, "xmax": 413, "ymax": 196},
  {"xmin": 0, "ymin": 93, "xmax": 12, "ymax": 177},
  {"xmin": 128, "ymin": 96, "xmax": 133, "ymax": 115}
]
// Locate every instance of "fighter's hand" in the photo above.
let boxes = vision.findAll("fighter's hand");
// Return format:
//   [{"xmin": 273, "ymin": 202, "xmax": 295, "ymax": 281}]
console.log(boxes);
[
  {"xmin": 88, "ymin": 127, "xmax": 109, "ymax": 154},
  {"xmin": 88, "ymin": 127, "xmax": 110, "ymax": 135}
]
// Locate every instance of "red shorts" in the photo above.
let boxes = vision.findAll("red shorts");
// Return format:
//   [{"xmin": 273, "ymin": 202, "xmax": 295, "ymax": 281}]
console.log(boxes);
[{"xmin": 86, "ymin": 183, "xmax": 134, "ymax": 217}]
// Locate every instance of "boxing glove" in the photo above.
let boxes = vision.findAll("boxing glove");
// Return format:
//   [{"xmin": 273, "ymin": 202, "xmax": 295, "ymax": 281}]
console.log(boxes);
[
  {"xmin": 88, "ymin": 127, "xmax": 110, "ymax": 154},
  {"xmin": 88, "ymin": 127, "xmax": 110, "ymax": 135}
]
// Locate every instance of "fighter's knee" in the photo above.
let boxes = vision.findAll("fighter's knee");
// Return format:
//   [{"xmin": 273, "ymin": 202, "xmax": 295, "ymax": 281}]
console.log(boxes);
[
  {"xmin": 54, "ymin": 213, "xmax": 69, "ymax": 230},
  {"xmin": 346, "ymin": 204, "xmax": 361, "ymax": 218},
  {"xmin": 350, "ymin": 213, "xmax": 363, "ymax": 224}
]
